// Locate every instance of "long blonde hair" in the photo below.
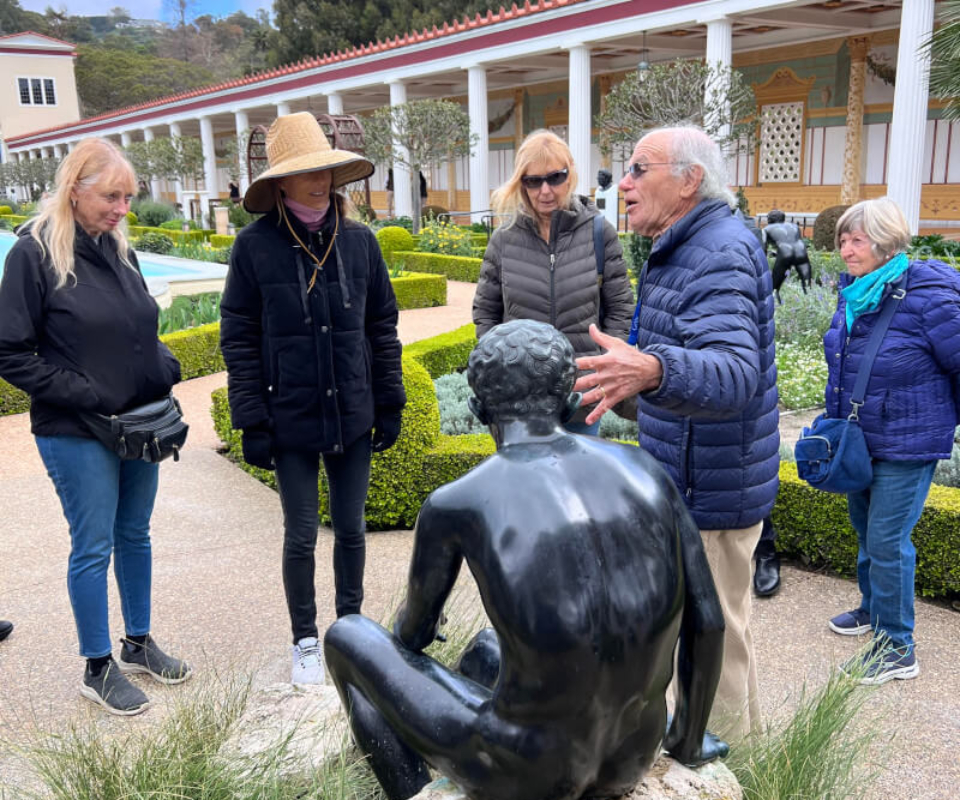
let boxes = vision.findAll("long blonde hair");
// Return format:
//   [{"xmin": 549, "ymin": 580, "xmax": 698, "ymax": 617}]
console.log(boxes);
[
  {"xmin": 31, "ymin": 138, "xmax": 137, "ymax": 289},
  {"xmin": 490, "ymin": 129, "xmax": 578, "ymax": 227}
]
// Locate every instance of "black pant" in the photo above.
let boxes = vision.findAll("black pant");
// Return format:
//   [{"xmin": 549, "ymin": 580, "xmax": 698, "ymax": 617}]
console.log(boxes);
[
  {"xmin": 754, "ymin": 515, "xmax": 777, "ymax": 560},
  {"xmin": 274, "ymin": 432, "xmax": 372, "ymax": 643}
]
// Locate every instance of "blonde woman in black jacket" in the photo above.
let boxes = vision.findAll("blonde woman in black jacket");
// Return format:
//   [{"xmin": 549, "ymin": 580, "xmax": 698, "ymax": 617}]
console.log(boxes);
[
  {"xmin": 0, "ymin": 138, "xmax": 191, "ymax": 715},
  {"xmin": 220, "ymin": 113, "xmax": 405, "ymax": 686},
  {"xmin": 473, "ymin": 129, "xmax": 634, "ymax": 433}
]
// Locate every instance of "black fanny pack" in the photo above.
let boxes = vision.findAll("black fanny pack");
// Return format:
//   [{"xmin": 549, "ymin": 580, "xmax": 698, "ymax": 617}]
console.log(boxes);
[{"xmin": 82, "ymin": 394, "xmax": 189, "ymax": 463}]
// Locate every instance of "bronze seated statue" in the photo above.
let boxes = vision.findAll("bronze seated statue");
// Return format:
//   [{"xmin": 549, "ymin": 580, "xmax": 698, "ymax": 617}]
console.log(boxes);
[{"xmin": 324, "ymin": 319, "xmax": 728, "ymax": 800}]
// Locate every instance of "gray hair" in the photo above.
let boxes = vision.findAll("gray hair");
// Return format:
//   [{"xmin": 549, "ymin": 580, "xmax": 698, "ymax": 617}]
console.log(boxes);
[
  {"xmin": 468, "ymin": 320, "xmax": 576, "ymax": 419},
  {"xmin": 835, "ymin": 198, "xmax": 911, "ymax": 260},
  {"xmin": 647, "ymin": 126, "xmax": 736, "ymax": 208}
]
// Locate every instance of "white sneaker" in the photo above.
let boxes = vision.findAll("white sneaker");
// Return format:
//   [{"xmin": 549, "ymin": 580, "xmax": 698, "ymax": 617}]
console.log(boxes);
[{"xmin": 291, "ymin": 637, "xmax": 324, "ymax": 685}]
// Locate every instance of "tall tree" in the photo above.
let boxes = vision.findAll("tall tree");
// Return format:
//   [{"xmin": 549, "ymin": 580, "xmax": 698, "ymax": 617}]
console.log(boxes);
[
  {"xmin": 594, "ymin": 60, "xmax": 756, "ymax": 160},
  {"xmin": 929, "ymin": 1, "xmax": 960, "ymax": 120},
  {"xmin": 363, "ymin": 98, "xmax": 476, "ymax": 232},
  {"xmin": 0, "ymin": 0, "xmax": 45, "ymax": 34}
]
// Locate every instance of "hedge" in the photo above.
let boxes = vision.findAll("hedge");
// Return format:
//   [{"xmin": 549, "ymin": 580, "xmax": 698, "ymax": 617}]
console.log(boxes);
[
  {"xmin": 209, "ymin": 234, "xmax": 237, "ymax": 249},
  {"xmin": 403, "ymin": 323, "xmax": 476, "ymax": 378},
  {"xmin": 391, "ymin": 272, "xmax": 447, "ymax": 309},
  {"xmin": 773, "ymin": 462, "xmax": 960, "ymax": 598},
  {"xmin": 1, "ymin": 214, "xmax": 29, "ymax": 228},
  {"xmin": 129, "ymin": 225, "xmax": 204, "ymax": 245},
  {"xmin": 0, "ymin": 321, "xmax": 224, "ymax": 417},
  {"xmin": 390, "ymin": 251, "xmax": 482, "ymax": 282},
  {"xmin": 211, "ymin": 321, "xmax": 492, "ymax": 530}
]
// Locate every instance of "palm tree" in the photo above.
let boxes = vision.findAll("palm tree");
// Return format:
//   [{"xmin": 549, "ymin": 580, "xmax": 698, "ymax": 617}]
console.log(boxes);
[{"xmin": 928, "ymin": 0, "xmax": 960, "ymax": 120}]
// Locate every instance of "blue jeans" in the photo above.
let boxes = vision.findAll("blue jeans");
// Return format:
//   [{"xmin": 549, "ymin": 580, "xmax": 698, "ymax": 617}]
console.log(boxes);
[
  {"xmin": 847, "ymin": 459, "xmax": 936, "ymax": 654},
  {"xmin": 274, "ymin": 432, "xmax": 372, "ymax": 642},
  {"xmin": 36, "ymin": 436, "xmax": 158, "ymax": 658}
]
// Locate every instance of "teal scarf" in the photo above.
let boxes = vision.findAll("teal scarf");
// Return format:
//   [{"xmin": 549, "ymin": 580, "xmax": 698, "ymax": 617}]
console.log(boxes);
[{"xmin": 842, "ymin": 251, "xmax": 910, "ymax": 331}]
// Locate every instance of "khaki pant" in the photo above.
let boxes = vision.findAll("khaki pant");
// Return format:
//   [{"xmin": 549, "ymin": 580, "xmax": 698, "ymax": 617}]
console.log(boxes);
[{"xmin": 672, "ymin": 521, "xmax": 763, "ymax": 742}]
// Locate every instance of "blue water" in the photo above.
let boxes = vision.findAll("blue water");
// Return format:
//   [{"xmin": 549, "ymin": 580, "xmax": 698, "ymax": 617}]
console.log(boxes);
[{"xmin": 0, "ymin": 233, "xmax": 200, "ymax": 280}]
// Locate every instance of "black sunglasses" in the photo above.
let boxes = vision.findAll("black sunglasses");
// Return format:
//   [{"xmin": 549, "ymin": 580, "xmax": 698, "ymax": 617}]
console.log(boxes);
[
  {"xmin": 626, "ymin": 161, "xmax": 681, "ymax": 180},
  {"xmin": 520, "ymin": 168, "xmax": 569, "ymax": 190}
]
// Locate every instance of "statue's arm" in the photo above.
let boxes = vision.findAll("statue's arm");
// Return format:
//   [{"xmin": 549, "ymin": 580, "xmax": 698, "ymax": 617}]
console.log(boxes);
[
  {"xmin": 394, "ymin": 502, "xmax": 464, "ymax": 652},
  {"xmin": 663, "ymin": 496, "xmax": 728, "ymax": 766}
]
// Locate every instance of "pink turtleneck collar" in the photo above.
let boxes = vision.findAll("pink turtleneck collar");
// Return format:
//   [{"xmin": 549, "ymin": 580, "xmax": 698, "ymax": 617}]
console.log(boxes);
[{"xmin": 283, "ymin": 196, "xmax": 329, "ymax": 232}]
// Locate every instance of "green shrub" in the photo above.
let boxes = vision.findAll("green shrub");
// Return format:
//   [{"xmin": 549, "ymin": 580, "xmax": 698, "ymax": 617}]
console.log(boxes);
[
  {"xmin": 137, "ymin": 231, "xmax": 175, "ymax": 254},
  {"xmin": 808, "ymin": 248, "xmax": 847, "ymax": 286},
  {"xmin": 391, "ymin": 272, "xmax": 447, "ymax": 309},
  {"xmin": 159, "ymin": 218, "xmax": 198, "ymax": 231},
  {"xmin": 776, "ymin": 343, "xmax": 829, "ymax": 410},
  {"xmin": 773, "ymin": 462, "xmax": 960, "ymax": 597},
  {"xmin": 391, "ymin": 251, "xmax": 482, "ymax": 282},
  {"xmin": 124, "ymin": 211, "xmax": 138, "ymax": 225},
  {"xmin": 209, "ymin": 234, "xmax": 236, "ymax": 249},
  {"xmin": 624, "ymin": 232, "xmax": 653, "ymax": 282},
  {"xmin": 158, "ymin": 293, "xmax": 221, "ymax": 335},
  {"xmin": 375, "ymin": 226, "xmax": 415, "ymax": 266},
  {"xmin": 130, "ymin": 225, "xmax": 204, "ymax": 245},
  {"xmin": 774, "ymin": 282, "xmax": 836, "ymax": 350},
  {"xmin": 403, "ymin": 323, "xmax": 477, "ymax": 378},
  {"xmin": 0, "ymin": 205, "xmax": 12, "ymax": 215},
  {"xmin": 369, "ymin": 215, "xmax": 413, "ymax": 231},
  {"xmin": 420, "ymin": 204, "xmax": 448, "ymax": 221},
  {"xmin": 417, "ymin": 219, "xmax": 475, "ymax": 257},
  {"xmin": 132, "ymin": 199, "xmax": 177, "ymax": 227},
  {"xmin": 911, "ymin": 233, "xmax": 960, "ymax": 259},
  {"xmin": 228, "ymin": 203, "xmax": 258, "ymax": 230},
  {"xmin": 0, "ymin": 218, "xmax": 11, "ymax": 231},
  {"xmin": 2, "ymin": 214, "xmax": 29, "ymax": 228},
  {"xmin": 812, "ymin": 205, "xmax": 850, "ymax": 251}
]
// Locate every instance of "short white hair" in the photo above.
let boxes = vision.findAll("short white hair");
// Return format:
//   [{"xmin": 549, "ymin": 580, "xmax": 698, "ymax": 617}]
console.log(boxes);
[
  {"xmin": 646, "ymin": 126, "xmax": 736, "ymax": 208},
  {"xmin": 835, "ymin": 198, "xmax": 911, "ymax": 259}
]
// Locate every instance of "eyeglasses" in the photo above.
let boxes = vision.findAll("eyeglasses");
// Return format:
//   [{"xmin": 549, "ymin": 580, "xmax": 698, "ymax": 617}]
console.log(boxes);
[
  {"xmin": 520, "ymin": 168, "xmax": 569, "ymax": 190},
  {"xmin": 625, "ymin": 162, "xmax": 681, "ymax": 180}
]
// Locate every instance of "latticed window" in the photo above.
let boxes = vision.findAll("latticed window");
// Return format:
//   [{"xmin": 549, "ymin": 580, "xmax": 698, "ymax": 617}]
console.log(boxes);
[
  {"xmin": 17, "ymin": 78, "xmax": 29, "ymax": 104},
  {"xmin": 759, "ymin": 102, "xmax": 803, "ymax": 182},
  {"xmin": 44, "ymin": 79, "xmax": 55, "ymax": 105}
]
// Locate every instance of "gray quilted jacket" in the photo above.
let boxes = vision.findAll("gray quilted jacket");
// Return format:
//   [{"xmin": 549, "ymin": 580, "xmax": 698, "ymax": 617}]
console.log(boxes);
[{"xmin": 473, "ymin": 197, "xmax": 634, "ymax": 362}]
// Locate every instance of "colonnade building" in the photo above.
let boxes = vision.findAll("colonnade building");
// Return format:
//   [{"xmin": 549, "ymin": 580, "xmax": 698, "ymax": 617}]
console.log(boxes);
[{"xmin": 2, "ymin": 0, "xmax": 948, "ymax": 233}]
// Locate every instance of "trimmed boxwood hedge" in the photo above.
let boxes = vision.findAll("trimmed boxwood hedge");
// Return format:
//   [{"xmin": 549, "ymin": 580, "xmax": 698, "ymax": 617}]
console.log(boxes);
[
  {"xmin": 211, "ymin": 321, "xmax": 493, "ymax": 529},
  {"xmin": 391, "ymin": 251, "xmax": 482, "ymax": 282},
  {"xmin": 129, "ymin": 225, "xmax": 204, "ymax": 245},
  {"xmin": 391, "ymin": 272, "xmax": 447, "ymax": 309},
  {"xmin": 773, "ymin": 462, "xmax": 960, "ymax": 598},
  {"xmin": 209, "ymin": 234, "xmax": 237, "ymax": 249}
]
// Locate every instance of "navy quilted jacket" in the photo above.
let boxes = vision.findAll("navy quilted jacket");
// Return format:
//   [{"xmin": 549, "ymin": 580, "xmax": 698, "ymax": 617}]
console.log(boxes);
[
  {"xmin": 635, "ymin": 200, "xmax": 780, "ymax": 530},
  {"xmin": 823, "ymin": 260, "xmax": 960, "ymax": 460}
]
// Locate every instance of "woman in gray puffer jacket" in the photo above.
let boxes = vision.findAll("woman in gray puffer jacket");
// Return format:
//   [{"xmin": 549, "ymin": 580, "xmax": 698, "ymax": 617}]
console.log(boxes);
[{"xmin": 472, "ymin": 129, "xmax": 634, "ymax": 433}]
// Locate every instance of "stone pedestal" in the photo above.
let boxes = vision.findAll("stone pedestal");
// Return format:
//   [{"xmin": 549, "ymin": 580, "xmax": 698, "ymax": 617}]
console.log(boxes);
[{"xmin": 214, "ymin": 206, "xmax": 230, "ymax": 236}]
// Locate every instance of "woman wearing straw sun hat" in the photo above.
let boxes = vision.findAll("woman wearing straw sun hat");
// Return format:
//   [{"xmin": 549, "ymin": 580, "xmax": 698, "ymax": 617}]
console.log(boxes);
[{"xmin": 220, "ymin": 113, "xmax": 405, "ymax": 685}]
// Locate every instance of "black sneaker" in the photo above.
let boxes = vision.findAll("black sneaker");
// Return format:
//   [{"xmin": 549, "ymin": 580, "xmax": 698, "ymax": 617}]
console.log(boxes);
[
  {"xmin": 0, "ymin": 620, "xmax": 12, "ymax": 642},
  {"xmin": 80, "ymin": 658, "xmax": 150, "ymax": 716},
  {"xmin": 119, "ymin": 635, "xmax": 192, "ymax": 685}
]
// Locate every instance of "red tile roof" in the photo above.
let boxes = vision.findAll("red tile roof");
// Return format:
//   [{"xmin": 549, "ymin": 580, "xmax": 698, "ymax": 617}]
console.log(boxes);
[{"xmin": 7, "ymin": 0, "xmax": 594, "ymax": 143}]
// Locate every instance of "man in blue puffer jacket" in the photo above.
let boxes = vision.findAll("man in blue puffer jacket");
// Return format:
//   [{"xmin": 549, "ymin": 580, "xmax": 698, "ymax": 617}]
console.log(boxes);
[{"xmin": 576, "ymin": 127, "xmax": 779, "ymax": 741}]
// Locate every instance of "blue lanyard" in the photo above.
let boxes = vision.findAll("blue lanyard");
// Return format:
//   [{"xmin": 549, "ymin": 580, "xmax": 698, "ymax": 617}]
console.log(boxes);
[{"xmin": 627, "ymin": 262, "xmax": 648, "ymax": 346}]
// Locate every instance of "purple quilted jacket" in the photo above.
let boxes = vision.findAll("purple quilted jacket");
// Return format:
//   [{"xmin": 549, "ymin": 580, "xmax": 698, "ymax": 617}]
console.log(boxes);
[{"xmin": 823, "ymin": 260, "xmax": 960, "ymax": 460}]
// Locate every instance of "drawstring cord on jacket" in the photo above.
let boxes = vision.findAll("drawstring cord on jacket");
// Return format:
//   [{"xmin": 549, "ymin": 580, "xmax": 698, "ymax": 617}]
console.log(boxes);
[{"xmin": 276, "ymin": 185, "xmax": 338, "ymax": 293}]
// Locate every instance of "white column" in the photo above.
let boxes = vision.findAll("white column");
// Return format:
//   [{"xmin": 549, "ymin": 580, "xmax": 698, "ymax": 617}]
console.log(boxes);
[
  {"xmin": 703, "ymin": 16, "xmax": 733, "ymax": 140},
  {"xmin": 327, "ymin": 93, "xmax": 344, "ymax": 115},
  {"xmin": 887, "ymin": 0, "xmax": 935, "ymax": 233},
  {"xmin": 389, "ymin": 80, "xmax": 412, "ymax": 218},
  {"xmin": 168, "ymin": 122, "xmax": 184, "ymax": 212},
  {"xmin": 467, "ymin": 64, "xmax": 489, "ymax": 222},
  {"xmin": 199, "ymin": 116, "xmax": 219, "ymax": 211},
  {"xmin": 142, "ymin": 126, "xmax": 161, "ymax": 199},
  {"xmin": 53, "ymin": 144, "xmax": 63, "ymax": 158},
  {"xmin": 120, "ymin": 131, "xmax": 132, "ymax": 148},
  {"xmin": 566, "ymin": 44, "xmax": 591, "ymax": 196},
  {"xmin": 276, "ymin": 102, "xmax": 291, "ymax": 117},
  {"xmin": 40, "ymin": 147, "xmax": 51, "ymax": 159},
  {"xmin": 234, "ymin": 110, "xmax": 250, "ymax": 193},
  {"xmin": 67, "ymin": 141, "xmax": 76, "ymax": 152}
]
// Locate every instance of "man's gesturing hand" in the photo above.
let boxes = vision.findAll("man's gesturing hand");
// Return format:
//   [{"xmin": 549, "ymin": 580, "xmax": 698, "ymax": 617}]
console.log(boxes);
[{"xmin": 574, "ymin": 324, "xmax": 663, "ymax": 425}]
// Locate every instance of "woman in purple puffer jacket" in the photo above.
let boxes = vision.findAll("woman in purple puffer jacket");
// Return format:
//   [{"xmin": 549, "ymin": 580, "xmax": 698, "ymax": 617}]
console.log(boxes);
[{"xmin": 822, "ymin": 198, "xmax": 960, "ymax": 686}]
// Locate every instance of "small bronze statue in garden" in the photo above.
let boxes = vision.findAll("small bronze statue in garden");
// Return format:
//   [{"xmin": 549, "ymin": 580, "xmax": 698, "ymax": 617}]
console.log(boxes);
[
  {"xmin": 324, "ymin": 320, "xmax": 728, "ymax": 800},
  {"xmin": 763, "ymin": 208, "xmax": 814, "ymax": 303}
]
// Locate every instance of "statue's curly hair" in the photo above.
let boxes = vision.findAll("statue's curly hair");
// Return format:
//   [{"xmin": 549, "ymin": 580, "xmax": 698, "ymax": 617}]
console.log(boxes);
[{"xmin": 468, "ymin": 320, "xmax": 576, "ymax": 419}]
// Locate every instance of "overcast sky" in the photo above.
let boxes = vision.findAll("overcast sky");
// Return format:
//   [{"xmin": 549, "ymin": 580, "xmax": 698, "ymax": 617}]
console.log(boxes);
[{"xmin": 20, "ymin": 0, "xmax": 271, "ymax": 25}]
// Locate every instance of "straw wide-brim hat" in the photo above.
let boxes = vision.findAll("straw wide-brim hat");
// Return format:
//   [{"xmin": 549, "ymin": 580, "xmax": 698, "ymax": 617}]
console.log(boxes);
[{"xmin": 243, "ymin": 112, "xmax": 374, "ymax": 213}]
